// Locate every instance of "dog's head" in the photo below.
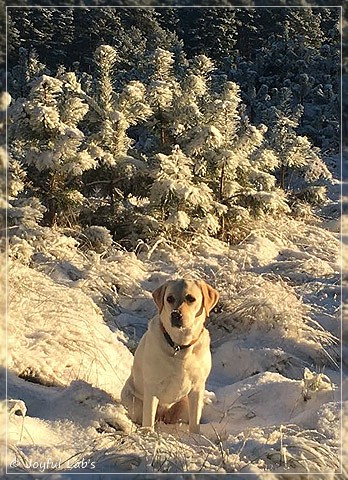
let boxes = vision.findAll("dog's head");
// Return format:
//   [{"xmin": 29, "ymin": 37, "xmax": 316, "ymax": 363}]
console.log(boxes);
[{"xmin": 152, "ymin": 279, "xmax": 219, "ymax": 342}]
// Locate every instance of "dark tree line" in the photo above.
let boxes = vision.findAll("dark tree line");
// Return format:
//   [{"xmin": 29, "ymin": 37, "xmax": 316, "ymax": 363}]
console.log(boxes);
[{"xmin": 7, "ymin": 6, "xmax": 340, "ymax": 152}]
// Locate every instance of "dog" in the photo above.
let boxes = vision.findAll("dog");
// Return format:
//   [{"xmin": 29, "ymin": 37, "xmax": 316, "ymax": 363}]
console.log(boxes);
[{"xmin": 121, "ymin": 278, "xmax": 219, "ymax": 434}]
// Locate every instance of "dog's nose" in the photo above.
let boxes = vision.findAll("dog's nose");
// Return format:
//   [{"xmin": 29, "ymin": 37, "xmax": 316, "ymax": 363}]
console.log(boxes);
[{"xmin": 171, "ymin": 310, "xmax": 183, "ymax": 327}]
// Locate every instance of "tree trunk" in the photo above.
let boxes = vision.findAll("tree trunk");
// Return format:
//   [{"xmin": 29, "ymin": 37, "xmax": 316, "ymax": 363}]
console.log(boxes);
[
  {"xmin": 44, "ymin": 173, "xmax": 57, "ymax": 226},
  {"xmin": 220, "ymin": 214, "xmax": 226, "ymax": 242},
  {"xmin": 219, "ymin": 165, "xmax": 225, "ymax": 201},
  {"xmin": 219, "ymin": 166, "xmax": 226, "ymax": 241},
  {"xmin": 160, "ymin": 127, "xmax": 166, "ymax": 146},
  {"xmin": 109, "ymin": 178, "xmax": 115, "ymax": 208},
  {"xmin": 280, "ymin": 163, "xmax": 286, "ymax": 190},
  {"xmin": 44, "ymin": 197, "xmax": 57, "ymax": 226}
]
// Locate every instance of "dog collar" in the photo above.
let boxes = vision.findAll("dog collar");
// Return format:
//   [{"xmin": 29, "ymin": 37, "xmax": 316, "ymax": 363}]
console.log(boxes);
[{"xmin": 160, "ymin": 322, "xmax": 204, "ymax": 356}]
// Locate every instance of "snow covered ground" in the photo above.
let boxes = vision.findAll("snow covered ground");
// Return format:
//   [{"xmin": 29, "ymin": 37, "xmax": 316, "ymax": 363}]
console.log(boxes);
[{"xmin": 3, "ymin": 156, "xmax": 346, "ymax": 477}]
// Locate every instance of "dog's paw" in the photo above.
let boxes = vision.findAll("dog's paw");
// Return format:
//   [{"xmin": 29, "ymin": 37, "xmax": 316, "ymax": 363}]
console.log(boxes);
[
  {"xmin": 204, "ymin": 390, "xmax": 216, "ymax": 405},
  {"xmin": 139, "ymin": 426, "xmax": 155, "ymax": 434},
  {"xmin": 189, "ymin": 425, "xmax": 201, "ymax": 435}
]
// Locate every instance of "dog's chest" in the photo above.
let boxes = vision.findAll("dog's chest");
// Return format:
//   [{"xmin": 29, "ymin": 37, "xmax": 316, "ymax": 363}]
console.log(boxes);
[
  {"xmin": 155, "ymin": 358, "xmax": 193, "ymax": 403},
  {"xmin": 142, "ymin": 321, "xmax": 211, "ymax": 404},
  {"xmin": 154, "ymin": 354, "xmax": 207, "ymax": 404}
]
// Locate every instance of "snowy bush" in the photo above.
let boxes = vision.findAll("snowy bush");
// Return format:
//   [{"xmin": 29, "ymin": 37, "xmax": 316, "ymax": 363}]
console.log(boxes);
[
  {"xmin": 8, "ymin": 72, "xmax": 96, "ymax": 226},
  {"xmin": 81, "ymin": 225, "xmax": 113, "ymax": 253},
  {"xmin": 7, "ymin": 41, "xmax": 337, "ymax": 246},
  {"xmin": 7, "ymin": 197, "xmax": 46, "ymax": 234},
  {"xmin": 8, "ymin": 157, "xmax": 26, "ymax": 198},
  {"xmin": 253, "ymin": 86, "xmax": 333, "ymax": 200},
  {"xmin": 149, "ymin": 145, "xmax": 225, "ymax": 237},
  {"xmin": 138, "ymin": 53, "xmax": 299, "ymax": 242},
  {"xmin": 8, "ymin": 236, "xmax": 34, "ymax": 265},
  {"xmin": 214, "ymin": 273, "xmax": 308, "ymax": 334}
]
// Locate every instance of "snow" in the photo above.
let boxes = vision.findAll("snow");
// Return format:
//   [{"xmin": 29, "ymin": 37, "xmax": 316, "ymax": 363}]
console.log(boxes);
[
  {"xmin": 4, "ymin": 197, "xmax": 344, "ymax": 477},
  {"xmin": 8, "ymin": 263, "xmax": 133, "ymax": 395}
]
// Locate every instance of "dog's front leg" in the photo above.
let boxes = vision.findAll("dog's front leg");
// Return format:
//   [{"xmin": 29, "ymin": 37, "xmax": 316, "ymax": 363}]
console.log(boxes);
[
  {"xmin": 142, "ymin": 391, "xmax": 159, "ymax": 431},
  {"xmin": 188, "ymin": 388, "xmax": 204, "ymax": 434}
]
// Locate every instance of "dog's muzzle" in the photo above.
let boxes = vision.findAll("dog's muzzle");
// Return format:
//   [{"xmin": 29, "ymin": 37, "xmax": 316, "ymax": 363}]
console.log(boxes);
[{"xmin": 171, "ymin": 310, "xmax": 183, "ymax": 328}]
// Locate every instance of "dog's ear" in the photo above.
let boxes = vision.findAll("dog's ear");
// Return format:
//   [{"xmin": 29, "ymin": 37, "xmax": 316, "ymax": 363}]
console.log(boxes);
[
  {"xmin": 199, "ymin": 280, "xmax": 219, "ymax": 316},
  {"xmin": 152, "ymin": 282, "xmax": 168, "ymax": 312}
]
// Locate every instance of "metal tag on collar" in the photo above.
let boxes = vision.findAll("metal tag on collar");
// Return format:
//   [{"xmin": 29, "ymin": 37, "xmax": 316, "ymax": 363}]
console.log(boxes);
[{"xmin": 173, "ymin": 345, "xmax": 181, "ymax": 356}]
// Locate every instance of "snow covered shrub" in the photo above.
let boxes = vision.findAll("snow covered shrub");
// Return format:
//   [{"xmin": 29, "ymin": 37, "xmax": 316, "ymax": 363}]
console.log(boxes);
[
  {"xmin": 7, "ymin": 43, "xmax": 335, "ymax": 246},
  {"xmin": 8, "ymin": 46, "xmax": 50, "ymax": 99},
  {"xmin": 7, "ymin": 196, "xmax": 46, "ymax": 234},
  {"xmin": 229, "ymin": 423, "xmax": 339, "ymax": 473},
  {"xmin": 8, "ymin": 159, "xmax": 26, "ymax": 198},
  {"xmin": 215, "ymin": 273, "xmax": 308, "ymax": 334},
  {"xmin": 148, "ymin": 48, "xmax": 177, "ymax": 114},
  {"xmin": 81, "ymin": 225, "xmax": 113, "ymax": 253},
  {"xmin": 139, "ymin": 51, "xmax": 293, "ymax": 242},
  {"xmin": 78, "ymin": 45, "xmax": 153, "ymax": 241},
  {"xmin": 149, "ymin": 145, "xmax": 225, "ymax": 237},
  {"xmin": 8, "ymin": 236, "xmax": 34, "ymax": 265},
  {"xmin": 87, "ymin": 44, "xmax": 151, "ymax": 164},
  {"xmin": 8, "ymin": 72, "xmax": 96, "ymax": 226},
  {"xmin": 256, "ymin": 86, "xmax": 332, "ymax": 202}
]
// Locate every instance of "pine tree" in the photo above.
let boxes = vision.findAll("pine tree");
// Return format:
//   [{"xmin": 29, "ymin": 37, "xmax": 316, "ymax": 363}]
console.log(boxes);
[
  {"xmin": 9, "ymin": 72, "xmax": 96, "ymax": 226},
  {"xmin": 177, "ymin": 8, "xmax": 239, "ymax": 62},
  {"xmin": 259, "ymin": 86, "xmax": 332, "ymax": 200},
  {"xmin": 284, "ymin": 8, "xmax": 325, "ymax": 50},
  {"xmin": 229, "ymin": 7, "xmax": 340, "ymax": 152},
  {"xmin": 78, "ymin": 45, "xmax": 152, "ymax": 235},
  {"xmin": 143, "ymin": 47, "xmax": 182, "ymax": 152},
  {"xmin": 235, "ymin": 8, "xmax": 261, "ymax": 58},
  {"xmin": 141, "ymin": 52, "xmax": 290, "ymax": 241},
  {"xmin": 182, "ymin": 79, "xmax": 290, "ymax": 231},
  {"xmin": 8, "ymin": 47, "xmax": 50, "ymax": 99},
  {"xmin": 7, "ymin": 7, "xmax": 182, "ymax": 87},
  {"xmin": 8, "ymin": 8, "xmax": 75, "ymax": 70},
  {"xmin": 6, "ymin": 7, "xmax": 340, "ymax": 248}
]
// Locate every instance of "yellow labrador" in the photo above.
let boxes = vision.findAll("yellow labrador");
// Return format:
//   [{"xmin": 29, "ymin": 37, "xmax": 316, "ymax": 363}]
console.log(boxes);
[{"xmin": 121, "ymin": 279, "xmax": 219, "ymax": 433}]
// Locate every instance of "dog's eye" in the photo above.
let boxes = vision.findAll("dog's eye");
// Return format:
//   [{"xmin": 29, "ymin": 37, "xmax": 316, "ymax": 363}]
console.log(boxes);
[
  {"xmin": 186, "ymin": 295, "xmax": 196, "ymax": 303},
  {"xmin": 167, "ymin": 295, "xmax": 175, "ymax": 304}
]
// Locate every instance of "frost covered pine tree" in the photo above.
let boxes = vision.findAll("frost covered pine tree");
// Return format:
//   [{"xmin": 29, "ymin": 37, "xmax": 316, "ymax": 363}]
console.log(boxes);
[
  {"xmin": 147, "ymin": 145, "xmax": 224, "ymax": 238},
  {"xmin": 9, "ymin": 71, "xmax": 96, "ymax": 226},
  {"xmin": 177, "ymin": 7, "xmax": 239, "ymax": 62},
  {"xmin": 146, "ymin": 47, "xmax": 180, "ymax": 151},
  {"xmin": 142, "ymin": 51, "xmax": 289, "ymax": 241},
  {"xmin": 8, "ymin": 47, "xmax": 50, "ymax": 99},
  {"xmin": 236, "ymin": 8, "xmax": 340, "ymax": 153},
  {"xmin": 180, "ymin": 70, "xmax": 289, "ymax": 234},
  {"xmin": 259, "ymin": 86, "xmax": 332, "ymax": 206},
  {"xmin": 79, "ymin": 45, "xmax": 153, "ymax": 236},
  {"xmin": 142, "ymin": 53, "xmax": 227, "ymax": 238}
]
